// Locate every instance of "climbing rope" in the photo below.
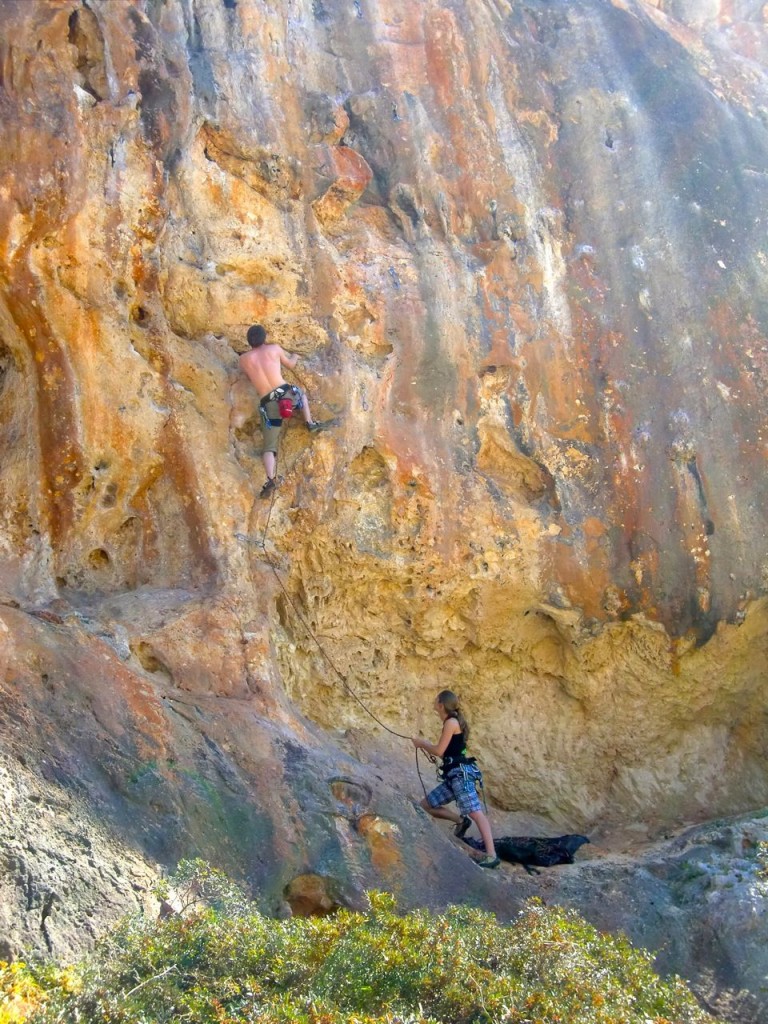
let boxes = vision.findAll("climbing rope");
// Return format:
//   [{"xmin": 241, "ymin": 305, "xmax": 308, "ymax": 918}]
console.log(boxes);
[{"xmin": 258, "ymin": 465, "xmax": 433, "ymax": 796}]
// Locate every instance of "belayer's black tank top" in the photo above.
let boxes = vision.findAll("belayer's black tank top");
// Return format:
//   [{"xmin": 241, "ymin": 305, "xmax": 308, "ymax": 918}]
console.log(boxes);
[{"xmin": 442, "ymin": 728, "xmax": 466, "ymax": 763}]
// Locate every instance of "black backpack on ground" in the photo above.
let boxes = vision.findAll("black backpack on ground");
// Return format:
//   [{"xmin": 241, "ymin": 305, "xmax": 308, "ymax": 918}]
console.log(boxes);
[{"xmin": 464, "ymin": 834, "xmax": 589, "ymax": 874}]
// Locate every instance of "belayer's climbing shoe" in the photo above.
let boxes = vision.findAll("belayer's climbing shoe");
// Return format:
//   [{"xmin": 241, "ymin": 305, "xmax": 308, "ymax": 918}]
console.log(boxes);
[
  {"xmin": 477, "ymin": 855, "xmax": 501, "ymax": 869},
  {"xmin": 259, "ymin": 477, "xmax": 278, "ymax": 499},
  {"xmin": 454, "ymin": 815, "xmax": 472, "ymax": 839}
]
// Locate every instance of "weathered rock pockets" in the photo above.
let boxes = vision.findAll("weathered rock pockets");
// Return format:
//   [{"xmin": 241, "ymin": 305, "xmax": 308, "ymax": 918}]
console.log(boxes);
[{"xmin": 0, "ymin": 0, "xmax": 767, "ymax": 1010}]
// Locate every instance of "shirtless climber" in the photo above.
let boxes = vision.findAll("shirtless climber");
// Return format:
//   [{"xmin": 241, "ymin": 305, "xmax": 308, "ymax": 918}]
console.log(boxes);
[{"xmin": 239, "ymin": 324, "xmax": 322, "ymax": 499}]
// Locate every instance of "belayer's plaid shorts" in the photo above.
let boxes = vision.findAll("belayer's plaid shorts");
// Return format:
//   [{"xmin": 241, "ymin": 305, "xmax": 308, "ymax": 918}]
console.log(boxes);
[{"xmin": 426, "ymin": 764, "xmax": 482, "ymax": 816}]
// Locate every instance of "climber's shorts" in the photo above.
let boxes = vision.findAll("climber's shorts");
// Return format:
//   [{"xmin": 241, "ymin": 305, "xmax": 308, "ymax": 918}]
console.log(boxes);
[
  {"xmin": 259, "ymin": 385, "xmax": 303, "ymax": 454},
  {"xmin": 426, "ymin": 764, "xmax": 482, "ymax": 817}
]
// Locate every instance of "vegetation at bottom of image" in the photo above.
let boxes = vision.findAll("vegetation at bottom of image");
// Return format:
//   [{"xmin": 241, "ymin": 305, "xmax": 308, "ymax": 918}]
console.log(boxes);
[{"xmin": 1, "ymin": 860, "xmax": 717, "ymax": 1024}]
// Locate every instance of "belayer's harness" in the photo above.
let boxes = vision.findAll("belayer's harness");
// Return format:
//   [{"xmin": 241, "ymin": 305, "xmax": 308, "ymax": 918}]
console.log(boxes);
[
  {"xmin": 439, "ymin": 754, "xmax": 488, "ymax": 813},
  {"xmin": 439, "ymin": 753, "xmax": 478, "ymax": 779}
]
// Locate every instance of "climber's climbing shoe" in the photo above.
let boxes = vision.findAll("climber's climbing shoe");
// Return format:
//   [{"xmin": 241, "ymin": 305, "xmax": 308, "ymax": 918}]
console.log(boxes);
[{"xmin": 259, "ymin": 477, "xmax": 278, "ymax": 499}]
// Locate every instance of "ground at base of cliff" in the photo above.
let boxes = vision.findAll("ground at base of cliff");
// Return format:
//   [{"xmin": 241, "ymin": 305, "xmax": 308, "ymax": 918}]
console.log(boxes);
[
  {"xmin": 2, "ymin": 746, "xmax": 766, "ymax": 1024},
  {"xmin": 0, "ymin": 879, "xmax": 717, "ymax": 1024}
]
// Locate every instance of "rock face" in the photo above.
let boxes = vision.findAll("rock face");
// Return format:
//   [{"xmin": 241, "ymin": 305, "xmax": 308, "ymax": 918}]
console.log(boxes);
[
  {"xmin": 1, "ymin": 0, "xmax": 767, "ymax": 1013},
  {"xmin": 513, "ymin": 814, "xmax": 768, "ymax": 1024}
]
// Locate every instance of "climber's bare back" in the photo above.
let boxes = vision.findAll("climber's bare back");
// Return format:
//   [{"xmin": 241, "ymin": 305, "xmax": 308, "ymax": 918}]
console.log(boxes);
[{"xmin": 239, "ymin": 343, "xmax": 296, "ymax": 399}]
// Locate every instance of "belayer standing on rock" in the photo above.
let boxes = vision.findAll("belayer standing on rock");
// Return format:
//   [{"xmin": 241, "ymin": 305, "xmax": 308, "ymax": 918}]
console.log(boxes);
[
  {"xmin": 239, "ymin": 324, "xmax": 322, "ymax": 499},
  {"xmin": 412, "ymin": 690, "xmax": 500, "ymax": 869}
]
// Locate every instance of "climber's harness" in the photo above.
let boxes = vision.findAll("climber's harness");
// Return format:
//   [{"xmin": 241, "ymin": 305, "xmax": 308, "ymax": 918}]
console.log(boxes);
[{"xmin": 260, "ymin": 384, "xmax": 301, "ymax": 426}]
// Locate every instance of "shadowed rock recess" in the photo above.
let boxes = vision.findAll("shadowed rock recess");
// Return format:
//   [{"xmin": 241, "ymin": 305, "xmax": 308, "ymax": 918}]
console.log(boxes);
[{"xmin": 0, "ymin": 0, "xmax": 767, "ymax": 1017}]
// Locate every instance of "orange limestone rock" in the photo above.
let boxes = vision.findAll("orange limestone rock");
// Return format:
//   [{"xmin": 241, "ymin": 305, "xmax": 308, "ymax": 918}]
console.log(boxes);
[{"xmin": 0, "ymin": 2, "xmax": 767, "ymax": 1011}]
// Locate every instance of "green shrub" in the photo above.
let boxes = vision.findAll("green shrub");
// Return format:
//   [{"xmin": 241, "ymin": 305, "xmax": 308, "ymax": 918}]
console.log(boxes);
[{"xmin": 8, "ymin": 863, "xmax": 717, "ymax": 1024}]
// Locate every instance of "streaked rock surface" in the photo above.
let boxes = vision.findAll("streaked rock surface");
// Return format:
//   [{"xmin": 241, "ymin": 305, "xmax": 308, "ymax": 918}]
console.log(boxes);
[{"xmin": 0, "ymin": 0, "xmax": 767, "ymax": 1013}]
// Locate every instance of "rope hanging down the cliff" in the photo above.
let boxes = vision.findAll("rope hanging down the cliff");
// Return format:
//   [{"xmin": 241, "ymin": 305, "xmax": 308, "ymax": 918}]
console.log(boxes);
[
  {"xmin": 259, "ymin": 477, "xmax": 434, "ymax": 794},
  {"xmin": 259, "ymin": 474, "xmax": 413, "ymax": 734}
]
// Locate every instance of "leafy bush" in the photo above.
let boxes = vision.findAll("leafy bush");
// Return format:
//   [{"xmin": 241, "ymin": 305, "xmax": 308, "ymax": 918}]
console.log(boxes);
[
  {"xmin": 1, "ymin": 864, "xmax": 717, "ymax": 1024},
  {"xmin": 155, "ymin": 858, "xmax": 253, "ymax": 918},
  {"xmin": 0, "ymin": 961, "xmax": 80, "ymax": 1024}
]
